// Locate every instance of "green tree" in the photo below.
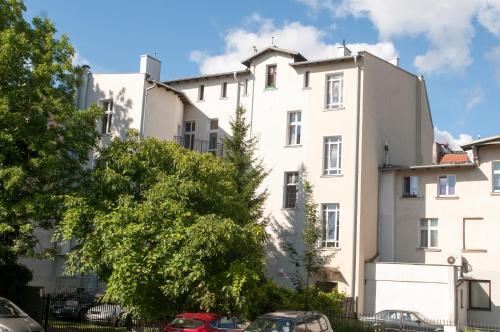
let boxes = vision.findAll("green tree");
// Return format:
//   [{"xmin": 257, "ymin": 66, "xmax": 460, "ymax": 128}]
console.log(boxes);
[
  {"xmin": 222, "ymin": 106, "xmax": 269, "ymax": 225},
  {"xmin": 284, "ymin": 178, "xmax": 331, "ymax": 309},
  {"xmin": 57, "ymin": 132, "xmax": 266, "ymax": 319},
  {"xmin": 0, "ymin": 0, "xmax": 101, "ymax": 294}
]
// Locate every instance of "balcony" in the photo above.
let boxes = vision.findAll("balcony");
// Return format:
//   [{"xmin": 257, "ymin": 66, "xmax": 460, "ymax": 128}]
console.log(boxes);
[{"xmin": 174, "ymin": 136, "xmax": 224, "ymax": 157}]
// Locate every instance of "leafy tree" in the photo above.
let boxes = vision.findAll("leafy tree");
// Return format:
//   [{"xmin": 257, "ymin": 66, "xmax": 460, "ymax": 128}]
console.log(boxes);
[
  {"xmin": 57, "ymin": 132, "xmax": 266, "ymax": 319},
  {"xmin": 222, "ymin": 106, "xmax": 269, "ymax": 225},
  {"xmin": 0, "ymin": 0, "xmax": 101, "ymax": 293},
  {"xmin": 284, "ymin": 178, "xmax": 331, "ymax": 309}
]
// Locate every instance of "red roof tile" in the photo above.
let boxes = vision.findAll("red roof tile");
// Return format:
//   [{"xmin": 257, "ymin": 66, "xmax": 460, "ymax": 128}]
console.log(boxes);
[{"xmin": 439, "ymin": 153, "xmax": 470, "ymax": 164}]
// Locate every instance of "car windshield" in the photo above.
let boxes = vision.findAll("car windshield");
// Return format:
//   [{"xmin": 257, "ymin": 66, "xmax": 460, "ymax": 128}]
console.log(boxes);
[
  {"xmin": 0, "ymin": 299, "xmax": 28, "ymax": 318},
  {"xmin": 244, "ymin": 318, "xmax": 293, "ymax": 332},
  {"xmin": 171, "ymin": 317, "xmax": 205, "ymax": 329}
]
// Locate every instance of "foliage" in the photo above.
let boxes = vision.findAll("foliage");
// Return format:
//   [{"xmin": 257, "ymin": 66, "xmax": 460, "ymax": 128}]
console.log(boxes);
[
  {"xmin": 247, "ymin": 280, "xmax": 344, "ymax": 320},
  {"xmin": 57, "ymin": 132, "xmax": 266, "ymax": 319},
  {"xmin": 0, "ymin": 261, "xmax": 32, "ymax": 299},
  {"xmin": 284, "ymin": 178, "xmax": 331, "ymax": 306},
  {"xmin": 0, "ymin": 0, "xmax": 101, "ymax": 292},
  {"xmin": 222, "ymin": 106, "xmax": 269, "ymax": 225}
]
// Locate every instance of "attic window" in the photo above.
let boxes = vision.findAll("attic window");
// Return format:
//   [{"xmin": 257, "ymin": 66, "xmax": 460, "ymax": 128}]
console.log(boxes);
[{"xmin": 266, "ymin": 64, "xmax": 277, "ymax": 88}]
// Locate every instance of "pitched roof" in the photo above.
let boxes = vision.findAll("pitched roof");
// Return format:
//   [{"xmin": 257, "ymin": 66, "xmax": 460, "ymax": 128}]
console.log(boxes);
[
  {"xmin": 148, "ymin": 80, "xmax": 192, "ymax": 105},
  {"xmin": 439, "ymin": 153, "xmax": 470, "ymax": 165},
  {"xmin": 241, "ymin": 46, "xmax": 307, "ymax": 67},
  {"xmin": 461, "ymin": 135, "xmax": 500, "ymax": 150}
]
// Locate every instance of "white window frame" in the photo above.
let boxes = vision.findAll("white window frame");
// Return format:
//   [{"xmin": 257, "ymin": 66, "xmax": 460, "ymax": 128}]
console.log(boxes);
[
  {"xmin": 325, "ymin": 73, "xmax": 343, "ymax": 109},
  {"xmin": 208, "ymin": 119, "xmax": 218, "ymax": 155},
  {"xmin": 321, "ymin": 203, "xmax": 340, "ymax": 248},
  {"xmin": 323, "ymin": 136, "xmax": 342, "ymax": 175},
  {"xmin": 463, "ymin": 218, "xmax": 485, "ymax": 251},
  {"xmin": 198, "ymin": 84, "xmax": 205, "ymax": 101},
  {"xmin": 438, "ymin": 174, "xmax": 457, "ymax": 196},
  {"xmin": 286, "ymin": 111, "xmax": 302, "ymax": 146},
  {"xmin": 493, "ymin": 161, "xmax": 500, "ymax": 192},
  {"xmin": 100, "ymin": 99, "xmax": 113, "ymax": 135},
  {"xmin": 221, "ymin": 82, "xmax": 228, "ymax": 99},
  {"xmin": 183, "ymin": 121, "xmax": 195, "ymax": 150},
  {"xmin": 304, "ymin": 71, "xmax": 310, "ymax": 88},
  {"xmin": 403, "ymin": 176, "xmax": 419, "ymax": 198},
  {"xmin": 266, "ymin": 64, "xmax": 277, "ymax": 89},
  {"xmin": 420, "ymin": 218, "xmax": 439, "ymax": 248},
  {"xmin": 284, "ymin": 172, "xmax": 298, "ymax": 209}
]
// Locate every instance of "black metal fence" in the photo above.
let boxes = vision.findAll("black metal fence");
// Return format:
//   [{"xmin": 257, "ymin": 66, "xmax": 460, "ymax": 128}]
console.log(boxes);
[{"xmin": 173, "ymin": 136, "xmax": 224, "ymax": 157}]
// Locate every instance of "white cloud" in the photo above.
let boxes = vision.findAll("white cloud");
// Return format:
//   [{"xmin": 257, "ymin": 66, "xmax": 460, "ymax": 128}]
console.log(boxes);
[
  {"xmin": 297, "ymin": 0, "xmax": 500, "ymax": 74},
  {"xmin": 434, "ymin": 127, "xmax": 473, "ymax": 151},
  {"xmin": 486, "ymin": 46, "xmax": 500, "ymax": 85},
  {"xmin": 464, "ymin": 86, "xmax": 484, "ymax": 111},
  {"xmin": 189, "ymin": 16, "xmax": 398, "ymax": 75}
]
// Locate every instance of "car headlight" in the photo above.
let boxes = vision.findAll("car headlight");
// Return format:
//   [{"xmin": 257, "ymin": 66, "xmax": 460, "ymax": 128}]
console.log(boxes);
[{"xmin": 0, "ymin": 324, "xmax": 13, "ymax": 332}]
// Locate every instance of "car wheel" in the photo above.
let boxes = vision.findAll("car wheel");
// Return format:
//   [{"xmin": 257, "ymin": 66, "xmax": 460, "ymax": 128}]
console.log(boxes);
[{"xmin": 374, "ymin": 325, "xmax": 384, "ymax": 332}]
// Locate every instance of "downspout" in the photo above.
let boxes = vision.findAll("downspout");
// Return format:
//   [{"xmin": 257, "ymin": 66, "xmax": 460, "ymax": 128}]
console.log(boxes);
[
  {"xmin": 249, "ymin": 64, "xmax": 256, "ymax": 136},
  {"xmin": 233, "ymin": 71, "xmax": 241, "ymax": 108},
  {"xmin": 351, "ymin": 54, "xmax": 362, "ymax": 309},
  {"xmin": 141, "ymin": 79, "xmax": 157, "ymax": 138}
]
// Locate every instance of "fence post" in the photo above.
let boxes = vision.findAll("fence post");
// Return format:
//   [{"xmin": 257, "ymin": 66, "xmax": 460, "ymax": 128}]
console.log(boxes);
[{"xmin": 42, "ymin": 294, "xmax": 50, "ymax": 332}]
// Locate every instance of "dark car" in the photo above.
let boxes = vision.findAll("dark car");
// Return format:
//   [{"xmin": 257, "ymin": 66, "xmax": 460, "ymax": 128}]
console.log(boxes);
[
  {"xmin": 49, "ymin": 293, "xmax": 95, "ymax": 321},
  {"xmin": 360, "ymin": 310, "xmax": 444, "ymax": 332},
  {"xmin": 244, "ymin": 311, "xmax": 333, "ymax": 332}
]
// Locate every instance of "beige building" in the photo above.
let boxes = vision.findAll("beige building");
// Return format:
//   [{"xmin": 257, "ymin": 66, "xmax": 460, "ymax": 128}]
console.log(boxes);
[{"xmin": 376, "ymin": 137, "xmax": 500, "ymax": 325}]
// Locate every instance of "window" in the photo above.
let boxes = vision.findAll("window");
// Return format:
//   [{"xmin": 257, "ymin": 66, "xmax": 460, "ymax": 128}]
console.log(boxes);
[
  {"xmin": 198, "ymin": 84, "xmax": 205, "ymax": 101},
  {"xmin": 403, "ymin": 176, "xmax": 419, "ymax": 197},
  {"xmin": 284, "ymin": 172, "xmax": 298, "ymax": 208},
  {"xmin": 318, "ymin": 317, "xmax": 329, "ymax": 332},
  {"xmin": 221, "ymin": 82, "xmax": 227, "ymax": 98},
  {"xmin": 326, "ymin": 74, "xmax": 343, "ymax": 108},
  {"xmin": 420, "ymin": 218, "xmax": 438, "ymax": 248},
  {"xmin": 323, "ymin": 136, "xmax": 342, "ymax": 175},
  {"xmin": 464, "ymin": 218, "xmax": 485, "ymax": 250},
  {"xmin": 304, "ymin": 71, "xmax": 310, "ymax": 88},
  {"xmin": 209, "ymin": 119, "xmax": 218, "ymax": 155},
  {"xmin": 306, "ymin": 320, "xmax": 322, "ymax": 332},
  {"xmin": 266, "ymin": 64, "xmax": 277, "ymax": 88},
  {"xmin": 244, "ymin": 79, "xmax": 249, "ymax": 95},
  {"xmin": 101, "ymin": 100, "xmax": 113, "ymax": 134},
  {"xmin": 493, "ymin": 161, "xmax": 500, "ymax": 192},
  {"xmin": 287, "ymin": 112, "xmax": 302, "ymax": 145},
  {"xmin": 438, "ymin": 175, "xmax": 456, "ymax": 196},
  {"xmin": 469, "ymin": 280, "xmax": 491, "ymax": 310},
  {"xmin": 183, "ymin": 121, "xmax": 195, "ymax": 150},
  {"xmin": 321, "ymin": 203, "xmax": 340, "ymax": 248}
]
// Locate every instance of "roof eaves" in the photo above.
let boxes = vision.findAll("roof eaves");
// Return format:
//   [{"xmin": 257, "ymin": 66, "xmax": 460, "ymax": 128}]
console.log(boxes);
[
  {"xmin": 164, "ymin": 69, "xmax": 250, "ymax": 85},
  {"xmin": 148, "ymin": 80, "xmax": 193, "ymax": 106},
  {"xmin": 461, "ymin": 135, "xmax": 500, "ymax": 150},
  {"xmin": 241, "ymin": 46, "xmax": 307, "ymax": 67},
  {"xmin": 290, "ymin": 55, "xmax": 355, "ymax": 68},
  {"xmin": 380, "ymin": 163, "xmax": 476, "ymax": 172}
]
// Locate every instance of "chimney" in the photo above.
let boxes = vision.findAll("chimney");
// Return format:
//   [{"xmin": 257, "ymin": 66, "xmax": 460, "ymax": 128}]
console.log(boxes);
[
  {"xmin": 76, "ymin": 65, "xmax": 91, "ymax": 110},
  {"xmin": 337, "ymin": 44, "xmax": 352, "ymax": 57},
  {"xmin": 140, "ymin": 54, "xmax": 161, "ymax": 81},
  {"xmin": 388, "ymin": 57, "xmax": 400, "ymax": 67}
]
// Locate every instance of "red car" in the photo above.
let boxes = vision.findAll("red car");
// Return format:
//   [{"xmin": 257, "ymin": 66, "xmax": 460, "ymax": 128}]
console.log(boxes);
[{"xmin": 165, "ymin": 313, "xmax": 232, "ymax": 332}]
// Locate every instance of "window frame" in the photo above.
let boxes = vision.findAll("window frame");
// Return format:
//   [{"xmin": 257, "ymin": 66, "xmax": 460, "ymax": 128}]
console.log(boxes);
[
  {"xmin": 463, "ymin": 217, "xmax": 485, "ymax": 251},
  {"xmin": 183, "ymin": 121, "xmax": 196, "ymax": 150},
  {"xmin": 286, "ymin": 111, "xmax": 302, "ymax": 146},
  {"xmin": 198, "ymin": 84, "xmax": 205, "ymax": 101},
  {"xmin": 221, "ymin": 82, "xmax": 228, "ymax": 99},
  {"xmin": 325, "ymin": 73, "xmax": 344, "ymax": 109},
  {"xmin": 266, "ymin": 64, "xmax": 277, "ymax": 89},
  {"xmin": 321, "ymin": 203, "xmax": 340, "ymax": 248},
  {"xmin": 304, "ymin": 71, "xmax": 310, "ymax": 88},
  {"xmin": 438, "ymin": 174, "xmax": 457, "ymax": 197},
  {"xmin": 208, "ymin": 119, "xmax": 219, "ymax": 155},
  {"xmin": 100, "ymin": 99, "xmax": 113, "ymax": 135},
  {"xmin": 284, "ymin": 172, "xmax": 299, "ymax": 209},
  {"xmin": 493, "ymin": 161, "xmax": 500, "ymax": 192},
  {"xmin": 323, "ymin": 136, "xmax": 342, "ymax": 176},
  {"xmin": 402, "ymin": 175, "xmax": 419, "ymax": 198},
  {"xmin": 469, "ymin": 280, "xmax": 491, "ymax": 311},
  {"xmin": 244, "ymin": 79, "xmax": 249, "ymax": 95},
  {"xmin": 419, "ymin": 218, "xmax": 439, "ymax": 248}
]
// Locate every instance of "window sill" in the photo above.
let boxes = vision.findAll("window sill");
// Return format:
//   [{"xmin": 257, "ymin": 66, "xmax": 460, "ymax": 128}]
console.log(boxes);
[
  {"xmin": 242, "ymin": 94, "xmax": 249, "ymax": 97},
  {"xmin": 400, "ymin": 196, "xmax": 422, "ymax": 200},
  {"xmin": 462, "ymin": 249, "xmax": 487, "ymax": 253},
  {"xmin": 284, "ymin": 144, "xmax": 302, "ymax": 148},
  {"xmin": 320, "ymin": 247, "xmax": 341, "ymax": 251},
  {"xmin": 219, "ymin": 97, "xmax": 228, "ymax": 100},
  {"xmin": 302, "ymin": 87, "xmax": 312, "ymax": 90},
  {"xmin": 469, "ymin": 307, "xmax": 491, "ymax": 312},
  {"xmin": 435, "ymin": 196, "xmax": 459, "ymax": 200},
  {"xmin": 490, "ymin": 192, "xmax": 500, "ymax": 196},
  {"xmin": 197, "ymin": 99, "xmax": 205, "ymax": 103},
  {"xmin": 321, "ymin": 174, "xmax": 343, "ymax": 178},
  {"xmin": 417, "ymin": 248, "xmax": 441, "ymax": 252},
  {"xmin": 323, "ymin": 106, "xmax": 345, "ymax": 112},
  {"xmin": 281, "ymin": 207, "xmax": 298, "ymax": 211},
  {"xmin": 264, "ymin": 87, "xmax": 277, "ymax": 91}
]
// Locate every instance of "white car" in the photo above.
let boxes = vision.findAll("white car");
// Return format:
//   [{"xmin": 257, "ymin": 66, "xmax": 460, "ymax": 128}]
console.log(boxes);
[{"xmin": 0, "ymin": 297, "xmax": 44, "ymax": 332}]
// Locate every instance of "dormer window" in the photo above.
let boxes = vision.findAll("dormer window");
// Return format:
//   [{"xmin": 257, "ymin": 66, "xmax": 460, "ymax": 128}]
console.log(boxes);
[{"xmin": 266, "ymin": 64, "xmax": 277, "ymax": 88}]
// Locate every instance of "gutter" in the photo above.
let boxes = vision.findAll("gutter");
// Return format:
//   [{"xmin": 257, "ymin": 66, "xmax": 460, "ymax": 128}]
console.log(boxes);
[{"xmin": 351, "ymin": 54, "xmax": 362, "ymax": 306}]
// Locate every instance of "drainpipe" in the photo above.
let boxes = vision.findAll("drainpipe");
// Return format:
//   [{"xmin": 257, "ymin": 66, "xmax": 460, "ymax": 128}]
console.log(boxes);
[
  {"xmin": 233, "ymin": 71, "xmax": 241, "ymax": 108},
  {"xmin": 140, "ymin": 79, "xmax": 157, "ymax": 138},
  {"xmin": 249, "ymin": 64, "xmax": 256, "ymax": 136},
  {"xmin": 77, "ymin": 65, "xmax": 91, "ymax": 110},
  {"xmin": 351, "ymin": 54, "xmax": 362, "ymax": 308}
]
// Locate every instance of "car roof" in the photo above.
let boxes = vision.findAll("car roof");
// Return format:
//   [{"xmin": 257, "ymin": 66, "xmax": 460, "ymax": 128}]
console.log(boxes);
[
  {"xmin": 176, "ymin": 313, "xmax": 219, "ymax": 321},
  {"xmin": 259, "ymin": 311, "xmax": 322, "ymax": 321}
]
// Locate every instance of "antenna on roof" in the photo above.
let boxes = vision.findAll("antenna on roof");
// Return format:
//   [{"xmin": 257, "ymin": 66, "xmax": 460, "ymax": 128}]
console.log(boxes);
[
  {"xmin": 478, "ymin": 134, "xmax": 481, "ymax": 139},
  {"xmin": 271, "ymin": 36, "xmax": 275, "ymax": 46},
  {"xmin": 343, "ymin": 39, "xmax": 346, "ymax": 47},
  {"xmin": 253, "ymin": 46, "xmax": 258, "ymax": 54}
]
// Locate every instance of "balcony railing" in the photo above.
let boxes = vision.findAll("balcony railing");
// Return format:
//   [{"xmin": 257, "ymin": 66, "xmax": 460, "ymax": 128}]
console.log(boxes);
[{"xmin": 174, "ymin": 136, "xmax": 224, "ymax": 157}]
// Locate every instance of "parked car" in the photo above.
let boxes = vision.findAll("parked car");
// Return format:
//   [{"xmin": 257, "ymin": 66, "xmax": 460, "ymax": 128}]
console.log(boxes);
[
  {"xmin": 360, "ymin": 310, "xmax": 444, "ymax": 332},
  {"xmin": 84, "ymin": 304, "xmax": 129, "ymax": 326},
  {"xmin": 244, "ymin": 311, "xmax": 333, "ymax": 332},
  {"xmin": 50, "ymin": 293, "xmax": 95, "ymax": 321},
  {"xmin": 0, "ymin": 297, "xmax": 44, "ymax": 332},
  {"xmin": 165, "ymin": 313, "xmax": 221, "ymax": 332}
]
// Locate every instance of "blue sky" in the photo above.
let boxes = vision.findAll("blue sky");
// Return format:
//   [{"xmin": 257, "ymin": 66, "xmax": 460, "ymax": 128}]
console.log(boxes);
[{"xmin": 24, "ymin": 0, "xmax": 500, "ymax": 148}]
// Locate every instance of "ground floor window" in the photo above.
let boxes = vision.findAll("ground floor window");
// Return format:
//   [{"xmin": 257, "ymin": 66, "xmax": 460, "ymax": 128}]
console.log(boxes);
[
  {"xmin": 420, "ymin": 218, "xmax": 438, "ymax": 248},
  {"xmin": 315, "ymin": 281, "xmax": 338, "ymax": 292},
  {"xmin": 469, "ymin": 280, "xmax": 491, "ymax": 310}
]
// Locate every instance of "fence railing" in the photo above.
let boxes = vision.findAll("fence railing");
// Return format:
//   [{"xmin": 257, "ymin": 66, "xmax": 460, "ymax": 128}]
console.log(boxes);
[{"xmin": 173, "ymin": 136, "xmax": 223, "ymax": 157}]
